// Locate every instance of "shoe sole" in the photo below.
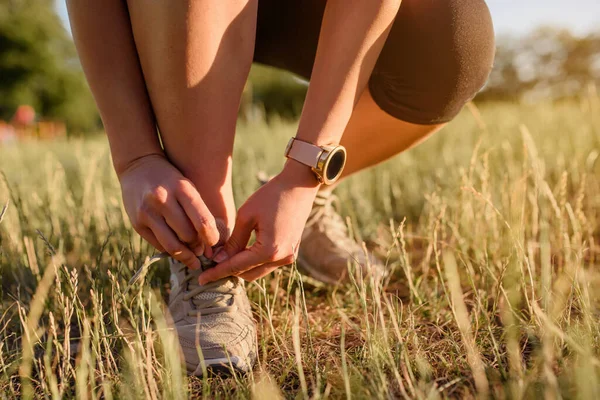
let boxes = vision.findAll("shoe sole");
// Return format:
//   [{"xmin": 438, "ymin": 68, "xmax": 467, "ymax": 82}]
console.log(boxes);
[{"xmin": 189, "ymin": 355, "xmax": 254, "ymax": 377}]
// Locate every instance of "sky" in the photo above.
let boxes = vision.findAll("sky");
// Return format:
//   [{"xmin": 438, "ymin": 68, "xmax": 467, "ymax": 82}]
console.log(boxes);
[{"xmin": 56, "ymin": 0, "xmax": 600, "ymax": 36}]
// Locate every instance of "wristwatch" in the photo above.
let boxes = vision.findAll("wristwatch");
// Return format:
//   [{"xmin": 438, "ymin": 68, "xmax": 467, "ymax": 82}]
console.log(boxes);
[{"xmin": 284, "ymin": 137, "xmax": 347, "ymax": 185}]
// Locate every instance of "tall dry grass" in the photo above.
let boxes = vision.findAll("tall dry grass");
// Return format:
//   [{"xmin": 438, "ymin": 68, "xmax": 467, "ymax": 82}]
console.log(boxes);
[{"xmin": 0, "ymin": 97, "xmax": 599, "ymax": 398}]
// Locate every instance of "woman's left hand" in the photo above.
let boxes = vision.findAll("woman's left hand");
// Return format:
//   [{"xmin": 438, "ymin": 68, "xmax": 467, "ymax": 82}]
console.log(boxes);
[{"xmin": 198, "ymin": 161, "xmax": 320, "ymax": 283}]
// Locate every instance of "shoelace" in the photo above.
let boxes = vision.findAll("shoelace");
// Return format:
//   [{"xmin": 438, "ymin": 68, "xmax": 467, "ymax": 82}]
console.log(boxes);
[{"xmin": 129, "ymin": 252, "xmax": 236, "ymax": 316}]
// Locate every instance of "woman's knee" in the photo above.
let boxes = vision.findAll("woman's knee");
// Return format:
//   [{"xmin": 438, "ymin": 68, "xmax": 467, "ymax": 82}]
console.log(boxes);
[{"xmin": 368, "ymin": 0, "xmax": 495, "ymax": 125}]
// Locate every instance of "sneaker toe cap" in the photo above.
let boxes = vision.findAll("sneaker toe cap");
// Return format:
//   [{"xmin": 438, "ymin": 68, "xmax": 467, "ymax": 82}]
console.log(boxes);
[{"xmin": 175, "ymin": 318, "xmax": 256, "ymax": 373}]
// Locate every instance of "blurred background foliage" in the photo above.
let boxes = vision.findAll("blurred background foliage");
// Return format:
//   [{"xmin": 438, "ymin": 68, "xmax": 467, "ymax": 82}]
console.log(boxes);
[
  {"xmin": 481, "ymin": 28, "xmax": 600, "ymax": 102},
  {"xmin": 0, "ymin": 0, "xmax": 599, "ymax": 134},
  {"xmin": 0, "ymin": 0, "xmax": 99, "ymax": 133}
]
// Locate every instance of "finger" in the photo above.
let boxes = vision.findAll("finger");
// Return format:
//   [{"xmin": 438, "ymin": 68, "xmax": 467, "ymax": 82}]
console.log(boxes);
[
  {"xmin": 213, "ymin": 211, "xmax": 254, "ymax": 263},
  {"xmin": 238, "ymin": 253, "xmax": 295, "ymax": 281},
  {"xmin": 199, "ymin": 248, "xmax": 264, "ymax": 284},
  {"xmin": 146, "ymin": 217, "xmax": 201, "ymax": 270},
  {"xmin": 238, "ymin": 264, "xmax": 280, "ymax": 282},
  {"xmin": 138, "ymin": 227, "xmax": 165, "ymax": 252},
  {"xmin": 202, "ymin": 220, "xmax": 230, "ymax": 259},
  {"xmin": 176, "ymin": 181, "xmax": 220, "ymax": 251},
  {"xmin": 162, "ymin": 200, "xmax": 198, "ymax": 246},
  {"xmin": 194, "ymin": 242, "xmax": 205, "ymax": 258}
]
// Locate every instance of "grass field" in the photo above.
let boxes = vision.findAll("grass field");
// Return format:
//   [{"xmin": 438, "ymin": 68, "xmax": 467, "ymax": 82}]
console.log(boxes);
[{"xmin": 1, "ymin": 98, "xmax": 600, "ymax": 399}]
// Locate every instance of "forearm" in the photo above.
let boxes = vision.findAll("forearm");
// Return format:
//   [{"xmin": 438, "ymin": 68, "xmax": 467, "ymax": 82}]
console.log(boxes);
[
  {"xmin": 295, "ymin": 0, "xmax": 401, "ymax": 146},
  {"xmin": 67, "ymin": 0, "xmax": 163, "ymax": 176}
]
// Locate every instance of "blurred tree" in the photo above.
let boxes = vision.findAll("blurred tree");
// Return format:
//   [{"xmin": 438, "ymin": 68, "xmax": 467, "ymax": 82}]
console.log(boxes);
[
  {"xmin": 479, "ymin": 27, "xmax": 600, "ymax": 102},
  {"xmin": 0, "ymin": 0, "xmax": 99, "ymax": 133}
]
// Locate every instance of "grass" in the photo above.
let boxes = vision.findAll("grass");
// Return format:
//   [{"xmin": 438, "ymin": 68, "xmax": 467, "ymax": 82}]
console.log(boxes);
[{"xmin": 1, "ymin": 97, "xmax": 600, "ymax": 399}]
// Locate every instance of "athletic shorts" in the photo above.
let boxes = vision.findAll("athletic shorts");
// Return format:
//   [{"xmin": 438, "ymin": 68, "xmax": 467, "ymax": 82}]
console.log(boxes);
[{"xmin": 254, "ymin": 0, "xmax": 495, "ymax": 125}]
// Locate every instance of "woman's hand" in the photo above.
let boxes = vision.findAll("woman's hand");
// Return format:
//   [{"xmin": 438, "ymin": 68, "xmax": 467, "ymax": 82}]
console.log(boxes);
[
  {"xmin": 199, "ymin": 161, "xmax": 320, "ymax": 283},
  {"xmin": 119, "ymin": 154, "xmax": 221, "ymax": 270}
]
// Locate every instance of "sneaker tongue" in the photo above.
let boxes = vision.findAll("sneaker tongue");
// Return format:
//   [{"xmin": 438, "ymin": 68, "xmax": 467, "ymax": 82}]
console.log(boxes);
[
  {"xmin": 192, "ymin": 279, "xmax": 234, "ymax": 308},
  {"xmin": 190, "ymin": 256, "xmax": 234, "ymax": 309}
]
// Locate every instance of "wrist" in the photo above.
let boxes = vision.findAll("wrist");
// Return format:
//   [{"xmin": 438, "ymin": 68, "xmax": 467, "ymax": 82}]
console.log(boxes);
[
  {"xmin": 106, "ymin": 127, "xmax": 165, "ymax": 178},
  {"xmin": 114, "ymin": 152, "xmax": 167, "ymax": 180},
  {"xmin": 279, "ymin": 159, "xmax": 322, "ymax": 189}
]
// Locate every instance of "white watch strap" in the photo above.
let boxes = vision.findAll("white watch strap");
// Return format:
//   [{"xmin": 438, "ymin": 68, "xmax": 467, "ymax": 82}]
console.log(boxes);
[{"xmin": 287, "ymin": 139, "xmax": 322, "ymax": 168}]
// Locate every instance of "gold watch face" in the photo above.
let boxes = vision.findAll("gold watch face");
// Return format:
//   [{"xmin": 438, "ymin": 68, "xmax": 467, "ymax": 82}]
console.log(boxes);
[{"xmin": 316, "ymin": 145, "xmax": 347, "ymax": 185}]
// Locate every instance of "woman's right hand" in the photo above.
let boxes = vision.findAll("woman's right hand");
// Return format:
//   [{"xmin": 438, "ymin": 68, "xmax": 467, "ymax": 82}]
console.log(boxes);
[{"xmin": 118, "ymin": 154, "xmax": 220, "ymax": 270}]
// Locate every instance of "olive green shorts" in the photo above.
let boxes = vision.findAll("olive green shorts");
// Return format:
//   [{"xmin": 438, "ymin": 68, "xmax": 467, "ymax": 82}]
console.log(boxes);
[{"xmin": 254, "ymin": 0, "xmax": 495, "ymax": 125}]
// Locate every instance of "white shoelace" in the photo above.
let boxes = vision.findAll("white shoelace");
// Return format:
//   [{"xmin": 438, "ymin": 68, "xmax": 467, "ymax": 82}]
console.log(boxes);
[{"xmin": 129, "ymin": 253, "xmax": 236, "ymax": 316}]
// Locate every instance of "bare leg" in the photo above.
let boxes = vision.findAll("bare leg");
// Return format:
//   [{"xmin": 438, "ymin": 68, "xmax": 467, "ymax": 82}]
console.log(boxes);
[
  {"xmin": 338, "ymin": 88, "xmax": 444, "ymax": 180},
  {"xmin": 125, "ymin": 0, "xmax": 257, "ymax": 234}
]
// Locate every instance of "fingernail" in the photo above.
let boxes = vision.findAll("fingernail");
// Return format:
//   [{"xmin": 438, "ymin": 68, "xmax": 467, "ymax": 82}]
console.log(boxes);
[
  {"xmin": 193, "ymin": 245, "xmax": 204, "ymax": 257},
  {"xmin": 213, "ymin": 249, "xmax": 228, "ymax": 263},
  {"xmin": 198, "ymin": 275, "xmax": 209, "ymax": 285}
]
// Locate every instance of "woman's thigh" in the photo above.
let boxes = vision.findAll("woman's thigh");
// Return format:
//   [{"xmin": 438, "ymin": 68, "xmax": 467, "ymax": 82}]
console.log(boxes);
[{"xmin": 253, "ymin": 0, "xmax": 495, "ymax": 125}]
